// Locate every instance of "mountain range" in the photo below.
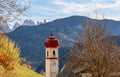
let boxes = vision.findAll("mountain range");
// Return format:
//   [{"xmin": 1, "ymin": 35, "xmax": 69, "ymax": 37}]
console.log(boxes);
[
  {"xmin": 1, "ymin": 19, "xmax": 46, "ymax": 33},
  {"xmin": 6, "ymin": 15, "xmax": 120, "ymax": 72}
]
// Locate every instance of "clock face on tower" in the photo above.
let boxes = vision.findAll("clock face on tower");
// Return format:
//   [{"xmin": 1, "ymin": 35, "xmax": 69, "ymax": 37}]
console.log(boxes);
[
  {"xmin": 52, "ymin": 61, "xmax": 56, "ymax": 66},
  {"xmin": 51, "ymin": 61, "xmax": 57, "ymax": 71}
]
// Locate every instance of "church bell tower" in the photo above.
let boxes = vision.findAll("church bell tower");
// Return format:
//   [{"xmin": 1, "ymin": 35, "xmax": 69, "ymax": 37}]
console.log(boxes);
[{"xmin": 44, "ymin": 32, "xmax": 59, "ymax": 77}]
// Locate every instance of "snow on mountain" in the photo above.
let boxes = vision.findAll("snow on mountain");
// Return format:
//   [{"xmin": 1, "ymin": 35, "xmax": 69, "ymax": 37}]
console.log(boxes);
[
  {"xmin": 12, "ymin": 22, "xmax": 21, "ymax": 31},
  {"xmin": 1, "ymin": 19, "xmax": 44, "ymax": 33},
  {"xmin": 22, "ymin": 19, "xmax": 36, "ymax": 26}
]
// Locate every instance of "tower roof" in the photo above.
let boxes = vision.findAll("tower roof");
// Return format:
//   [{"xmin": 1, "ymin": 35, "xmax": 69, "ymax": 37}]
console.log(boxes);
[{"xmin": 44, "ymin": 32, "xmax": 59, "ymax": 47}]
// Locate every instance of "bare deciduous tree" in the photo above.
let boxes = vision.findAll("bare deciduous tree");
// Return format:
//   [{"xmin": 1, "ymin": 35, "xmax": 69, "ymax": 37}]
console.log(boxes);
[
  {"xmin": 0, "ymin": 0, "xmax": 31, "ymax": 24},
  {"xmin": 67, "ymin": 20, "xmax": 120, "ymax": 77}
]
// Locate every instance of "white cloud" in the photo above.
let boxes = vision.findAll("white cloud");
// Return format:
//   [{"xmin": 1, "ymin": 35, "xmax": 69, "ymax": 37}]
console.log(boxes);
[
  {"xmin": 36, "ymin": 6, "xmax": 53, "ymax": 12},
  {"xmin": 48, "ymin": 0, "xmax": 120, "ymax": 20},
  {"xmin": 53, "ymin": 1, "xmax": 91, "ymax": 14},
  {"xmin": 53, "ymin": 0, "xmax": 120, "ymax": 14},
  {"xmin": 14, "ymin": 0, "xmax": 120, "ymax": 24}
]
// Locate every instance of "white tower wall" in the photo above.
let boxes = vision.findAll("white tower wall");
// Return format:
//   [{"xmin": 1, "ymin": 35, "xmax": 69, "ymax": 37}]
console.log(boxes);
[{"xmin": 45, "ymin": 47, "xmax": 59, "ymax": 77}]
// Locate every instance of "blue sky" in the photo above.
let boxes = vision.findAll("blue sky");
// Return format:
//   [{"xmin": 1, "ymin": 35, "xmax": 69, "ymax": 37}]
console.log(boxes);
[{"xmin": 18, "ymin": 0, "xmax": 120, "ymax": 24}]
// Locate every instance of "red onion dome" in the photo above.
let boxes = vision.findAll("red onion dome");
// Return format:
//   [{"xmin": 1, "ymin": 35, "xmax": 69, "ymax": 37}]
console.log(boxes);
[{"xmin": 44, "ymin": 32, "xmax": 59, "ymax": 47}]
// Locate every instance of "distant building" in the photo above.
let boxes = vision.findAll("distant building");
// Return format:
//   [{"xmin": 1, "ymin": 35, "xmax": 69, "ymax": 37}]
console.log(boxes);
[
  {"xmin": 57, "ymin": 64, "xmax": 92, "ymax": 77},
  {"xmin": 44, "ymin": 32, "xmax": 59, "ymax": 77}
]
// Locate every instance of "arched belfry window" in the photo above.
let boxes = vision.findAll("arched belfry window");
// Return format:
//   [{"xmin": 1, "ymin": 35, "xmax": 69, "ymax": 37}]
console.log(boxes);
[
  {"xmin": 53, "ymin": 50, "xmax": 55, "ymax": 57},
  {"xmin": 47, "ymin": 51, "xmax": 49, "ymax": 57}
]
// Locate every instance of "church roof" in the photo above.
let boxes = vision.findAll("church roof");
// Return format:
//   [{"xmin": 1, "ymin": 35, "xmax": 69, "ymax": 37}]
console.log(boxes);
[{"xmin": 44, "ymin": 32, "xmax": 59, "ymax": 48}]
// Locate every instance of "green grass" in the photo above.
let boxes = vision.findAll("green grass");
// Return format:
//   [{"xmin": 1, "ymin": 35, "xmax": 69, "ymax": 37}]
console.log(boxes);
[
  {"xmin": 15, "ymin": 65, "xmax": 44, "ymax": 77},
  {"xmin": 0, "ymin": 65, "xmax": 44, "ymax": 77}
]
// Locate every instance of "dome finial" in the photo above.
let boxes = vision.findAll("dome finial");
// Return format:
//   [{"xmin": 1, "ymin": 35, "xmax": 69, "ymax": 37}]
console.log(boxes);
[
  {"xmin": 50, "ymin": 28, "xmax": 53, "ymax": 36},
  {"xmin": 50, "ymin": 31, "xmax": 53, "ymax": 36}
]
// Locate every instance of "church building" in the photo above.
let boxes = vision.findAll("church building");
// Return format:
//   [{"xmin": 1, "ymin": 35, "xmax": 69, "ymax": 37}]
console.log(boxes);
[{"xmin": 44, "ymin": 32, "xmax": 59, "ymax": 77}]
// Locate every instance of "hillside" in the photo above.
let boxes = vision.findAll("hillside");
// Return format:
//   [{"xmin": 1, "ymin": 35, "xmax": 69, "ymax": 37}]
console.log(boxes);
[
  {"xmin": 6, "ymin": 15, "xmax": 120, "ymax": 71},
  {"xmin": 0, "ymin": 65, "xmax": 44, "ymax": 77},
  {"xmin": 12, "ymin": 65, "xmax": 43, "ymax": 77}
]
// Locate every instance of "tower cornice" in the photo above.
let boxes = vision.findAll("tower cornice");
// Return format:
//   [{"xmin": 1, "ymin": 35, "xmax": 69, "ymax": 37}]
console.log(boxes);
[{"xmin": 46, "ymin": 57, "xmax": 58, "ymax": 60}]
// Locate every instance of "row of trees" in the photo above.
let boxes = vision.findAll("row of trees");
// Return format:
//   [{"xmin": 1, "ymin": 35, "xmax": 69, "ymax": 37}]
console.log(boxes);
[{"xmin": 67, "ymin": 20, "xmax": 120, "ymax": 77}]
